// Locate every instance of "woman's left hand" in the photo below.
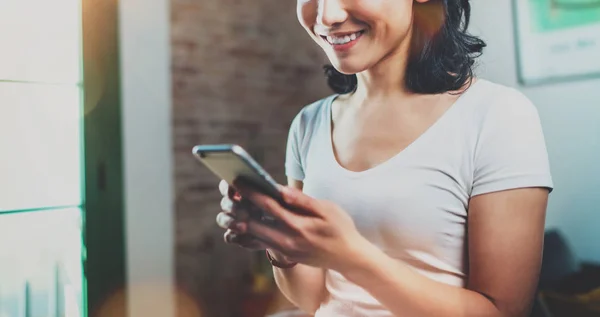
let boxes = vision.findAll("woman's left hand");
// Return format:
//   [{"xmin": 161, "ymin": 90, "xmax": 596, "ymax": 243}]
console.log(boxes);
[{"xmin": 220, "ymin": 179, "xmax": 366, "ymax": 272}]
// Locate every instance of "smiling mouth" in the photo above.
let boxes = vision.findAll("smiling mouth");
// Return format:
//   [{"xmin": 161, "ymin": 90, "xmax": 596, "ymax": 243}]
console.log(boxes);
[{"xmin": 321, "ymin": 30, "xmax": 366, "ymax": 46}]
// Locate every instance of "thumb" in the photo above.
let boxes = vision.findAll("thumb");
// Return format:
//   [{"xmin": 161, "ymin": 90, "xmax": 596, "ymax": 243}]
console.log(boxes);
[{"xmin": 279, "ymin": 186, "xmax": 321, "ymax": 217}]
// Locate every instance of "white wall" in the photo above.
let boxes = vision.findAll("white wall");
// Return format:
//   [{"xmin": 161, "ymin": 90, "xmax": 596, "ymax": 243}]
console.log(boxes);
[
  {"xmin": 119, "ymin": 0, "xmax": 175, "ymax": 316},
  {"xmin": 470, "ymin": 1, "xmax": 600, "ymax": 263}
]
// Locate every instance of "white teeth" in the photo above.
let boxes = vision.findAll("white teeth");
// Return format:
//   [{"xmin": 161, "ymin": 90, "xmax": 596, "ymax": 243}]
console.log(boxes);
[{"xmin": 325, "ymin": 31, "xmax": 362, "ymax": 45}]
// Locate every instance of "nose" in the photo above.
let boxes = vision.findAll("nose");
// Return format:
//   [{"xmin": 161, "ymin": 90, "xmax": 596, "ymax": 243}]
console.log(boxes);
[{"xmin": 317, "ymin": 0, "xmax": 348, "ymax": 27}]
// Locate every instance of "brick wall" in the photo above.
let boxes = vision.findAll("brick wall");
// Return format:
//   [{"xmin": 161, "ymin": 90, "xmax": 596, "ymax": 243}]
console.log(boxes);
[{"xmin": 171, "ymin": 0, "xmax": 331, "ymax": 316}]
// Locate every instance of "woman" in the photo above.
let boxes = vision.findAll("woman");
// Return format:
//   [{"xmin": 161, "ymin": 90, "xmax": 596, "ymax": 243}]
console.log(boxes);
[{"xmin": 217, "ymin": 0, "xmax": 553, "ymax": 316}]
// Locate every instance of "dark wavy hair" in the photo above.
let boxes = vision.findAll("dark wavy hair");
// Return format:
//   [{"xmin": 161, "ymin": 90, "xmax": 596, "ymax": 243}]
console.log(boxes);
[{"xmin": 324, "ymin": 0, "xmax": 486, "ymax": 95}]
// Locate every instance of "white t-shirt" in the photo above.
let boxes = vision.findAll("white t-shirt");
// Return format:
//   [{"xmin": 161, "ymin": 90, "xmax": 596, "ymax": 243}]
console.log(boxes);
[{"xmin": 284, "ymin": 79, "xmax": 554, "ymax": 317}]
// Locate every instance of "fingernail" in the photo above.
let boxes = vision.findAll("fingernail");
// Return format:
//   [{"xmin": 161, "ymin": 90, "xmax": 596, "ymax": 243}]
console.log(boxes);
[
  {"xmin": 219, "ymin": 180, "xmax": 229, "ymax": 196},
  {"xmin": 217, "ymin": 213, "xmax": 234, "ymax": 228},
  {"xmin": 220, "ymin": 196, "xmax": 233, "ymax": 211},
  {"xmin": 226, "ymin": 233, "xmax": 238, "ymax": 243}
]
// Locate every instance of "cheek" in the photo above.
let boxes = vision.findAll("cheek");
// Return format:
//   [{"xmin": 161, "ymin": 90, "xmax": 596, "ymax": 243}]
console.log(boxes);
[
  {"xmin": 297, "ymin": 0, "xmax": 317, "ymax": 32},
  {"xmin": 387, "ymin": 1, "xmax": 415, "ymax": 30},
  {"xmin": 365, "ymin": 1, "xmax": 414, "ymax": 41}
]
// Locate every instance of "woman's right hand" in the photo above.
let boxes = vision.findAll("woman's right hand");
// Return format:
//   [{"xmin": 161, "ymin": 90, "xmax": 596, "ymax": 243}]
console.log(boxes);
[{"xmin": 216, "ymin": 179, "xmax": 270, "ymax": 250}]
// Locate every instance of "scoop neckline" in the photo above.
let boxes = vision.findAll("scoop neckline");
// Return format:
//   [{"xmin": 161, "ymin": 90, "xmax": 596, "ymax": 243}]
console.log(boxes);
[{"xmin": 324, "ymin": 80, "xmax": 485, "ymax": 178}]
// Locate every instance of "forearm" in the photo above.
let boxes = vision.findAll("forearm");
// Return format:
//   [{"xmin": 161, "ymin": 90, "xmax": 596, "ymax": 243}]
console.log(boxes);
[
  {"xmin": 341, "ymin": 241, "xmax": 507, "ymax": 317},
  {"xmin": 271, "ymin": 253, "xmax": 328, "ymax": 314}
]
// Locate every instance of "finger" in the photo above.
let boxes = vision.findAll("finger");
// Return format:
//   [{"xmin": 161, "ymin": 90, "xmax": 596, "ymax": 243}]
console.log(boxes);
[
  {"xmin": 233, "ymin": 178, "xmax": 319, "ymax": 217},
  {"xmin": 229, "ymin": 185, "xmax": 241, "ymax": 202},
  {"xmin": 221, "ymin": 196, "xmax": 254, "ymax": 221},
  {"xmin": 224, "ymin": 230, "xmax": 238, "ymax": 243},
  {"xmin": 217, "ymin": 212, "xmax": 251, "ymax": 234},
  {"xmin": 219, "ymin": 208, "xmax": 261, "ymax": 234},
  {"xmin": 235, "ymin": 185, "xmax": 302, "ymax": 230},
  {"xmin": 220, "ymin": 179, "xmax": 242, "ymax": 201},
  {"xmin": 216, "ymin": 212, "xmax": 237, "ymax": 230},
  {"xmin": 238, "ymin": 198, "xmax": 266, "ymax": 220},
  {"xmin": 245, "ymin": 218, "xmax": 295, "ymax": 253},
  {"xmin": 220, "ymin": 196, "xmax": 234, "ymax": 212},
  {"xmin": 280, "ymin": 186, "xmax": 323, "ymax": 218},
  {"xmin": 236, "ymin": 236, "xmax": 267, "ymax": 249},
  {"xmin": 224, "ymin": 230, "xmax": 269, "ymax": 250}
]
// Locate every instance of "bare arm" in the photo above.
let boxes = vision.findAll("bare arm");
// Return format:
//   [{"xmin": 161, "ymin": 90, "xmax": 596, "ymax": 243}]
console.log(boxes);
[
  {"xmin": 270, "ymin": 177, "xmax": 328, "ymax": 314},
  {"xmin": 340, "ymin": 187, "xmax": 549, "ymax": 317}
]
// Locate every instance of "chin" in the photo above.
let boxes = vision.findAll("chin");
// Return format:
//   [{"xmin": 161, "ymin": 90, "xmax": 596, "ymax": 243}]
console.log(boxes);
[{"xmin": 328, "ymin": 59, "xmax": 370, "ymax": 75}]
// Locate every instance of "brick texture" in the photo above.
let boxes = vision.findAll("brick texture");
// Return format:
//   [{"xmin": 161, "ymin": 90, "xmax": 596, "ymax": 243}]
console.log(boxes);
[{"xmin": 171, "ymin": 1, "xmax": 331, "ymax": 316}]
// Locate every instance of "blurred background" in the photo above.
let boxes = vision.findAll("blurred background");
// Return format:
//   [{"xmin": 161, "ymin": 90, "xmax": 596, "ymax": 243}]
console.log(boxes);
[{"xmin": 0, "ymin": 0, "xmax": 599, "ymax": 316}]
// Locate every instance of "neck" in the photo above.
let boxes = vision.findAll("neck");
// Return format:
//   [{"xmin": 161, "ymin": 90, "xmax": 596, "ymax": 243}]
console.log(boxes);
[
  {"xmin": 352, "ymin": 27, "xmax": 415, "ymax": 103},
  {"xmin": 354, "ymin": 59, "xmax": 408, "ymax": 101}
]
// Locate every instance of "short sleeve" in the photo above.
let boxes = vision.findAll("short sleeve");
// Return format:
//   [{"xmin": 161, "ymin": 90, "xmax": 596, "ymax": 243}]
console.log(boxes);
[
  {"xmin": 285, "ymin": 111, "xmax": 305, "ymax": 181},
  {"xmin": 471, "ymin": 89, "xmax": 553, "ymax": 197}
]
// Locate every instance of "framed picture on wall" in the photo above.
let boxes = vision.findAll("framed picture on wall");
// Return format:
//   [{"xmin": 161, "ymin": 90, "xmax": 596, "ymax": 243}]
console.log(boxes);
[{"xmin": 513, "ymin": 0, "xmax": 600, "ymax": 85}]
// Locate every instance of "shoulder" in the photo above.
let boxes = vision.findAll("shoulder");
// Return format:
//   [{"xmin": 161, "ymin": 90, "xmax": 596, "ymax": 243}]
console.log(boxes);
[
  {"xmin": 293, "ymin": 95, "xmax": 336, "ymax": 123},
  {"xmin": 285, "ymin": 95, "xmax": 336, "ymax": 179},
  {"xmin": 289, "ymin": 94, "xmax": 337, "ymax": 135},
  {"xmin": 471, "ymin": 79, "xmax": 541, "ymax": 126},
  {"xmin": 469, "ymin": 80, "xmax": 553, "ymax": 195}
]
